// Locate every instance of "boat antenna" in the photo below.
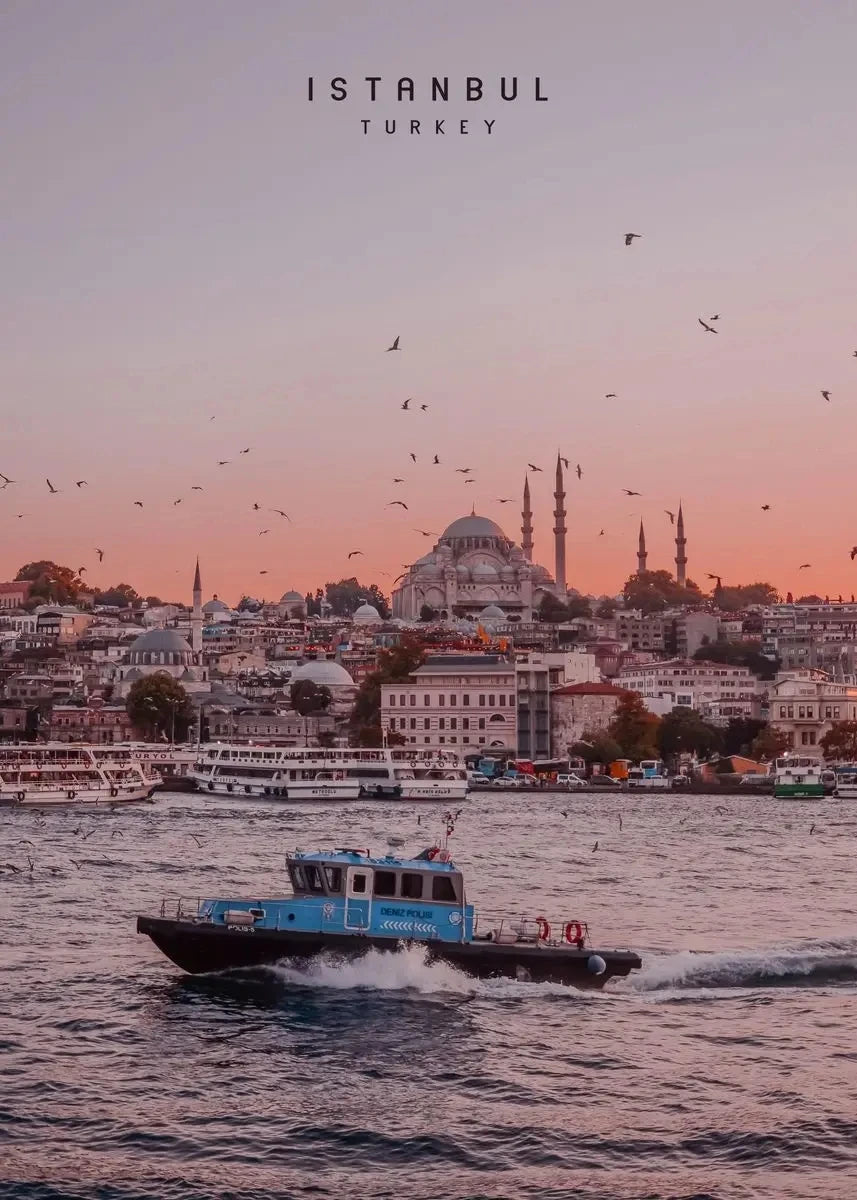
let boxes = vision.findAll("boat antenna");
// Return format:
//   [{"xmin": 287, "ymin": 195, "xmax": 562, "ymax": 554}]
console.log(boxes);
[{"xmin": 442, "ymin": 808, "xmax": 463, "ymax": 848}]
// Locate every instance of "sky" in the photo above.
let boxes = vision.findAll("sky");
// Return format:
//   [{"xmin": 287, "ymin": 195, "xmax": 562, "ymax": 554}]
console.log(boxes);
[{"xmin": 2, "ymin": 0, "xmax": 856, "ymax": 606}]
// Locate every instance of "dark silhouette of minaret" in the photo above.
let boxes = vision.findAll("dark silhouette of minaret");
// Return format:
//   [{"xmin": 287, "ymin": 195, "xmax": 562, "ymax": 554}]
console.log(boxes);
[
  {"xmin": 553, "ymin": 453, "xmax": 567, "ymax": 597},
  {"xmin": 521, "ymin": 476, "xmax": 533, "ymax": 561},
  {"xmin": 191, "ymin": 558, "xmax": 202, "ymax": 656},
  {"xmin": 637, "ymin": 521, "xmax": 648, "ymax": 574},
  {"xmin": 675, "ymin": 503, "xmax": 687, "ymax": 587}
]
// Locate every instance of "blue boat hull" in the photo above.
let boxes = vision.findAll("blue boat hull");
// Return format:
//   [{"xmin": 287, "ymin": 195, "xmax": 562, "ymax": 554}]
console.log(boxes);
[{"xmin": 136, "ymin": 916, "xmax": 641, "ymax": 989}]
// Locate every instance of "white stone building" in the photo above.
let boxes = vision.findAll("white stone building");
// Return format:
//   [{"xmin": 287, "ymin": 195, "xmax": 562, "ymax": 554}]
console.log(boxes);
[{"xmin": 614, "ymin": 658, "xmax": 765, "ymax": 723}]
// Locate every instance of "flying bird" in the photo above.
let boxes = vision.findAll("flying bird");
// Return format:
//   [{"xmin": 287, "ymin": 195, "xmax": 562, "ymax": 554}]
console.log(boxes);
[
  {"xmin": 560, "ymin": 456, "xmax": 569, "ymax": 469},
  {"xmin": 173, "ymin": 498, "xmax": 182, "ymax": 505},
  {"xmin": 850, "ymin": 547, "xmax": 857, "ymax": 561},
  {"xmin": 624, "ymin": 233, "xmax": 641, "ymax": 245},
  {"xmin": 401, "ymin": 399, "xmax": 411, "ymax": 410},
  {"xmin": 709, "ymin": 314, "xmax": 720, "ymax": 321},
  {"xmin": 410, "ymin": 453, "xmax": 417, "ymax": 463},
  {"xmin": 191, "ymin": 486, "xmax": 204, "ymax": 491},
  {"xmin": 95, "ymin": 548, "xmax": 104, "ymax": 562},
  {"xmin": 134, "ymin": 501, "xmax": 143, "ymax": 507},
  {"xmin": 77, "ymin": 567, "xmax": 87, "ymax": 575},
  {"xmin": 599, "ymin": 529, "xmax": 605, "ymax": 536},
  {"xmin": 218, "ymin": 460, "xmax": 230, "ymax": 466},
  {"xmin": 464, "ymin": 478, "xmax": 475, "ymax": 484},
  {"xmin": 799, "ymin": 563, "xmax": 811, "ymax": 569},
  {"xmin": 706, "ymin": 573, "xmax": 722, "ymax": 588},
  {"xmin": 75, "ymin": 480, "xmax": 87, "ymax": 488},
  {"xmin": 0, "ymin": 473, "xmax": 15, "ymax": 485},
  {"xmin": 253, "ymin": 502, "xmax": 261, "ymax": 510},
  {"xmin": 455, "ymin": 467, "xmax": 471, "ymax": 474},
  {"xmin": 665, "ymin": 510, "xmax": 675, "ymax": 524},
  {"xmin": 392, "ymin": 478, "xmax": 405, "ymax": 484},
  {"xmin": 348, "ymin": 550, "xmax": 364, "ymax": 559},
  {"xmin": 592, "ymin": 841, "xmax": 599, "ymax": 852},
  {"xmin": 496, "ymin": 498, "xmax": 513, "ymax": 503},
  {"xmin": 258, "ymin": 529, "xmax": 269, "ymax": 536},
  {"xmin": 388, "ymin": 500, "xmax": 409, "ymax": 509},
  {"xmin": 240, "ymin": 447, "xmax": 251, "ymax": 454},
  {"xmin": 623, "ymin": 489, "xmax": 641, "ymax": 496},
  {"xmin": 528, "ymin": 463, "xmax": 542, "ymax": 472},
  {"xmin": 576, "ymin": 464, "xmax": 582, "ymax": 480},
  {"xmin": 821, "ymin": 390, "xmax": 831, "ymax": 402},
  {"xmin": 432, "ymin": 455, "xmax": 440, "ymax": 465},
  {"xmin": 271, "ymin": 509, "xmax": 291, "ymax": 521},
  {"xmin": 259, "ymin": 570, "xmax": 268, "ymax": 575},
  {"xmin": 414, "ymin": 529, "xmax": 436, "ymax": 537},
  {"xmin": 420, "ymin": 404, "xmax": 429, "ymax": 411},
  {"xmin": 698, "ymin": 318, "xmax": 718, "ymax": 334},
  {"xmin": 386, "ymin": 335, "xmax": 400, "ymax": 352},
  {"xmin": 605, "ymin": 393, "xmax": 616, "ymax": 398},
  {"xmin": 46, "ymin": 478, "xmax": 59, "ymax": 493},
  {"xmin": 761, "ymin": 504, "xmax": 771, "ymax": 511}
]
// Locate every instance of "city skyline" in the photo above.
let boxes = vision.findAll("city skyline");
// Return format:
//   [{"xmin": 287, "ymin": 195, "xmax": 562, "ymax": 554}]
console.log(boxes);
[{"xmin": 3, "ymin": 1, "xmax": 857, "ymax": 600}]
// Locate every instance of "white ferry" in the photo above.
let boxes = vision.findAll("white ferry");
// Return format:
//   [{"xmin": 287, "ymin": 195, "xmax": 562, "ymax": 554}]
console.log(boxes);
[
  {"xmin": 191, "ymin": 744, "xmax": 469, "ymax": 802},
  {"xmin": 772, "ymin": 756, "xmax": 826, "ymax": 799},
  {"xmin": 0, "ymin": 743, "xmax": 158, "ymax": 807}
]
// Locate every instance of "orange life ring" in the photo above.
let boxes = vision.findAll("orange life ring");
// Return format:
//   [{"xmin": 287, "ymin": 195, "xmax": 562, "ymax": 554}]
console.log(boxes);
[
  {"xmin": 564, "ymin": 921, "xmax": 584, "ymax": 946},
  {"xmin": 425, "ymin": 846, "xmax": 439, "ymax": 861},
  {"xmin": 536, "ymin": 916, "xmax": 550, "ymax": 941}
]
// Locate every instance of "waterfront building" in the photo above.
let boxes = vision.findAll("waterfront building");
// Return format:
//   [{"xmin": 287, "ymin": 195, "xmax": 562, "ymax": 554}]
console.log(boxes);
[
  {"xmin": 550, "ymin": 681, "xmax": 631, "ymax": 757},
  {"xmin": 614, "ymin": 658, "xmax": 765, "ymax": 723},
  {"xmin": 768, "ymin": 669, "xmax": 857, "ymax": 754}
]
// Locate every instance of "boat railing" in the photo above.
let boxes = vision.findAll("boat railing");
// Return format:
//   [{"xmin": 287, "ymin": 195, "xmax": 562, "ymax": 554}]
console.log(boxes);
[{"xmin": 475, "ymin": 912, "xmax": 590, "ymax": 949}]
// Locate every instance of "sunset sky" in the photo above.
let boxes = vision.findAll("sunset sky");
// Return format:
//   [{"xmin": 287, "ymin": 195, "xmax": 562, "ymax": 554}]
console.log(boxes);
[{"xmin": 2, "ymin": 0, "xmax": 856, "ymax": 606}]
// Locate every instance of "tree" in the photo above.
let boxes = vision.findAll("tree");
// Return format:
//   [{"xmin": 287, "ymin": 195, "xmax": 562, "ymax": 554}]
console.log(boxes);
[
  {"xmin": 126, "ymin": 673, "xmax": 195, "ymax": 742},
  {"xmin": 571, "ymin": 732, "xmax": 623, "ymax": 765},
  {"xmin": 15, "ymin": 560, "xmax": 84, "ymax": 605},
  {"xmin": 350, "ymin": 634, "xmax": 426, "ymax": 746},
  {"xmin": 144, "ymin": 595, "xmax": 164, "ymax": 607},
  {"xmin": 607, "ymin": 692, "xmax": 661, "ymax": 760},
  {"xmin": 290, "ymin": 679, "xmax": 332, "ymax": 746},
  {"xmin": 419, "ymin": 603, "xmax": 438, "ymax": 622},
  {"xmin": 95, "ymin": 583, "xmax": 141, "ymax": 609},
  {"xmin": 693, "ymin": 639, "xmax": 779, "ymax": 681},
  {"xmin": 714, "ymin": 582, "xmax": 778, "ymax": 612},
  {"xmin": 750, "ymin": 725, "xmax": 792, "ymax": 761},
  {"xmin": 722, "ymin": 717, "xmax": 768, "ymax": 757},
  {"xmin": 538, "ymin": 593, "xmax": 569, "ymax": 623},
  {"xmin": 595, "ymin": 597, "xmax": 618, "ymax": 618},
  {"xmin": 566, "ymin": 594, "xmax": 592, "ymax": 619},
  {"xmin": 657, "ymin": 706, "xmax": 722, "ymax": 761},
  {"xmin": 819, "ymin": 721, "xmax": 857, "ymax": 761},
  {"xmin": 622, "ymin": 570, "xmax": 703, "ymax": 615},
  {"xmin": 796, "ymin": 594, "xmax": 824, "ymax": 606},
  {"xmin": 323, "ymin": 578, "xmax": 390, "ymax": 619}
]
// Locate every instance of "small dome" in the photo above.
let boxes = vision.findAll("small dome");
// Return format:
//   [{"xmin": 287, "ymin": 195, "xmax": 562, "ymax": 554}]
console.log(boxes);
[
  {"xmin": 203, "ymin": 597, "xmax": 230, "ymax": 614},
  {"xmin": 499, "ymin": 565, "xmax": 516, "ymax": 581},
  {"xmin": 472, "ymin": 562, "xmax": 499, "ymax": 580},
  {"xmin": 280, "ymin": 590, "xmax": 304, "ymax": 604},
  {"xmin": 530, "ymin": 564, "xmax": 552, "ymax": 581},
  {"xmin": 413, "ymin": 554, "xmax": 440, "ymax": 576},
  {"xmin": 455, "ymin": 564, "xmax": 471, "ymax": 579},
  {"xmin": 291, "ymin": 659, "xmax": 355, "ymax": 687},
  {"xmin": 479, "ymin": 604, "xmax": 505, "ymax": 618},
  {"xmin": 128, "ymin": 628, "xmax": 192, "ymax": 656},
  {"xmin": 353, "ymin": 603, "xmax": 381, "ymax": 623},
  {"xmin": 441, "ymin": 514, "xmax": 506, "ymax": 540}
]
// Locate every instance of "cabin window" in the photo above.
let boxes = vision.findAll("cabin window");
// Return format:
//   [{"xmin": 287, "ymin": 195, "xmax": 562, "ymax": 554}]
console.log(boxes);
[
  {"xmin": 432, "ymin": 875, "xmax": 458, "ymax": 903},
  {"xmin": 290, "ymin": 864, "xmax": 307, "ymax": 890},
  {"xmin": 304, "ymin": 864, "xmax": 325, "ymax": 893},
  {"xmin": 351, "ymin": 873, "xmax": 367, "ymax": 894},
  {"xmin": 373, "ymin": 870, "xmax": 396, "ymax": 897},
  {"xmin": 324, "ymin": 865, "xmax": 343, "ymax": 893},
  {"xmin": 400, "ymin": 872, "xmax": 423, "ymax": 899}
]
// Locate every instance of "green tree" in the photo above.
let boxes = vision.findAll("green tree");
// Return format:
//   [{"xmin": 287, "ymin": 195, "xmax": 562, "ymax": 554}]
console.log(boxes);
[
  {"xmin": 323, "ymin": 578, "xmax": 391, "ymax": 619},
  {"xmin": 419, "ymin": 603, "xmax": 438, "ymax": 622},
  {"xmin": 796, "ymin": 594, "xmax": 824, "ymax": 606},
  {"xmin": 95, "ymin": 583, "xmax": 141, "ymax": 608},
  {"xmin": 750, "ymin": 725, "xmax": 792, "ymax": 761},
  {"xmin": 722, "ymin": 716, "xmax": 768, "ymax": 757},
  {"xmin": 566, "ymin": 594, "xmax": 592, "ymax": 619},
  {"xmin": 657, "ymin": 706, "xmax": 723, "ymax": 761},
  {"xmin": 607, "ymin": 692, "xmax": 661, "ymax": 760},
  {"xmin": 819, "ymin": 721, "xmax": 857, "ymax": 761},
  {"xmin": 538, "ymin": 593, "xmax": 569, "ymax": 623},
  {"xmin": 350, "ymin": 634, "xmax": 426, "ymax": 746},
  {"xmin": 571, "ymin": 732, "xmax": 623, "ymax": 765},
  {"xmin": 144, "ymin": 595, "xmax": 164, "ymax": 607},
  {"xmin": 15, "ymin": 560, "xmax": 84, "ymax": 605},
  {"xmin": 622, "ymin": 570, "xmax": 704, "ymax": 615},
  {"xmin": 595, "ymin": 597, "xmax": 618, "ymax": 618},
  {"xmin": 714, "ymin": 582, "xmax": 779, "ymax": 612},
  {"xmin": 290, "ymin": 679, "xmax": 332, "ymax": 746},
  {"xmin": 693, "ymin": 639, "xmax": 779, "ymax": 680},
  {"xmin": 126, "ymin": 673, "xmax": 195, "ymax": 742}
]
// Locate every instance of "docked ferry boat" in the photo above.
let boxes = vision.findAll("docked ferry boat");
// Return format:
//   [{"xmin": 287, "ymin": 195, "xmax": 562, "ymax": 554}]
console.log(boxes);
[
  {"xmin": 0, "ymin": 744, "xmax": 158, "ymax": 807},
  {"xmin": 191, "ymin": 744, "xmax": 469, "ymax": 802},
  {"xmin": 137, "ymin": 827, "xmax": 642, "ymax": 990},
  {"xmin": 772, "ymin": 756, "xmax": 826, "ymax": 799}
]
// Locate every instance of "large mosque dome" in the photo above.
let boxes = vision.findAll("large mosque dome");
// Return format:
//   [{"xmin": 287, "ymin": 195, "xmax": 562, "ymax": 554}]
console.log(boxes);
[
  {"xmin": 126, "ymin": 627, "xmax": 193, "ymax": 667},
  {"xmin": 291, "ymin": 659, "xmax": 355, "ymax": 687},
  {"xmin": 441, "ymin": 514, "xmax": 506, "ymax": 541}
]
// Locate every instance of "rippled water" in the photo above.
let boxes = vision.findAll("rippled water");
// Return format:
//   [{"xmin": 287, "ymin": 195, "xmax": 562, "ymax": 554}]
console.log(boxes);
[{"xmin": 2, "ymin": 791, "xmax": 856, "ymax": 1199}]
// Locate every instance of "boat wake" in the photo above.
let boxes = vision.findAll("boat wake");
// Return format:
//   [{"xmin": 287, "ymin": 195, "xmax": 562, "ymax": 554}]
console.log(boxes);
[
  {"xmin": 267, "ymin": 944, "xmax": 475, "ymax": 996},
  {"xmin": 631, "ymin": 938, "xmax": 857, "ymax": 993}
]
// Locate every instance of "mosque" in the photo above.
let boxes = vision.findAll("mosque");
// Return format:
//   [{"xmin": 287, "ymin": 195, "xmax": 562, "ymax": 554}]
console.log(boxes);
[{"xmin": 392, "ymin": 456, "xmax": 570, "ymax": 622}]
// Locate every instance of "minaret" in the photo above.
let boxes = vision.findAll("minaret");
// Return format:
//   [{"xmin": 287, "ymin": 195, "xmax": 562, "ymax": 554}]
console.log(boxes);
[
  {"xmin": 553, "ymin": 453, "xmax": 567, "ymax": 597},
  {"xmin": 521, "ymin": 476, "xmax": 533, "ymax": 561},
  {"xmin": 675, "ymin": 503, "xmax": 687, "ymax": 587},
  {"xmin": 191, "ymin": 557, "xmax": 202, "ymax": 657},
  {"xmin": 637, "ymin": 521, "xmax": 648, "ymax": 574}
]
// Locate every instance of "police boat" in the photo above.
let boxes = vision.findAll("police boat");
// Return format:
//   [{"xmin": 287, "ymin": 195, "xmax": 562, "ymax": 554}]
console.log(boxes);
[{"xmin": 137, "ymin": 824, "xmax": 642, "ymax": 990}]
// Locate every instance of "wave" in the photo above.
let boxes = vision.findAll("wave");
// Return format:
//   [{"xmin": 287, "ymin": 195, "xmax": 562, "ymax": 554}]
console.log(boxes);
[
  {"xmin": 265, "ymin": 944, "xmax": 475, "ymax": 996},
  {"xmin": 632, "ymin": 939, "xmax": 857, "ymax": 992}
]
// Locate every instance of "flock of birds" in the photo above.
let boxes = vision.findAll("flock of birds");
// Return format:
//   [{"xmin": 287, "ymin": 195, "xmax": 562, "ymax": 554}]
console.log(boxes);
[{"xmin": 3, "ymin": 231, "xmax": 856, "ymax": 594}]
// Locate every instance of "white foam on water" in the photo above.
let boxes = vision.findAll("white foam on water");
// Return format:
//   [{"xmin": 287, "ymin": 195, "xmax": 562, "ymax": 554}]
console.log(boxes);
[
  {"xmin": 268, "ymin": 944, "xmax": 475, "ymax": 995},
  {"xmin": 629, "ymin": 938, "xmax": 857, "ymax": 993}
]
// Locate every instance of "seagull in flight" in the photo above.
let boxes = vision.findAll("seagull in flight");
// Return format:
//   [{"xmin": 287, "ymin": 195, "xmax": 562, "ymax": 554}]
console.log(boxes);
[
  {"xmin": 821, "ymin": 390, "xmax": 831, "ymax": 402},
  {"xmin": 270, "ymin": 509, "xmax": 291, "ymax": 521},
  {"xmin": 624, "ymin": 233, "xmax": 641, "ymax": 245},
  {"xmin": 420, "ymin": 404, "xmax": 429, "ymax": 411},
  {"xmin": 761, "ymin": 504, "xmax": 771, "ymax": 511},
  {"xmin": 709, "ymin": 314, "xmax": 720, "ymax": 321},
  {"xmin": 392, "ymin": 478, "xmax": 405, "ymax": 484},
  {"xmin": 46, "ymin": 478, "xmax": 59, "ymax": 493},
  {"xmin": 401, "ymin": 398, "xmax": 411, "ymax": 410},
  {"xmin": 496, "ymin": 498, "xmax": 513, "ymax": 503},
  {"xmin": 348, "ymin": 550, "xmax": 363, "ymax": 559},
  {"xmin": 528, "ymin": 463, "xmax": 542, "ymax": 472},
  {"xmin": 433, "ymin": 455, "xmax": 440, "ymax": 465},
  {"xmin": 698, "ymin": 318, "xmax": 718, "ymax": 334},
  {"xmin": 665, "ymin": 510, "xmax": 675, "ymax": 524},
  {"xmin": 218, "ymin": 460, "xmax": 230, "ymax": 466},
  {"xmin": 850, "ymin": 547, "xmax": 857, "ymax": 561},
  {"xmin": 173, "ymin": 498, "xmax": 182, "ymax": 505},
  {"xmin": 410, "ymin": 452, "xmax": 417, "ymax": 463},
  {"xmin": 576, "ymin": 464, "xmax": 582, "ymax": 480},
  {"xmin": 253, "ymin": 502, "xmax": 261, "ymax": 510},
  {"xmin": 464, "ymin": 478, "xmax": 475, "ymax": 484},
  {"xmin": 388, "ymin": 500, "xmax": 409, "ymax": 510},
  {"xmin": 706, "ymin": 573, "xmax": 722, "ymax": 588},
  {"xmin": 605, "ymin": 393, "xmax": 616, "ymax": 398},
  {"xmin": 95, "ymin": 548, "xmax": 104, "ymax": 562},
  {"xmin": 134, "ymin": 501, "xmax": 143, "ymax": 508},
  {"xmin": 191, "ymin": 486, "xmax": 203, "ymax": 491},
  {"xmin": 455, "ymin": 467, "xmax": 471, "ymax": 474},
  {"xmin": 623, "ymin": 489, "xmax": 641, "ymax": 496},
  {"xmin": 258, "ymin": 529, "xmax": 269, "ymax": 536},
  {"xmin": 386, "ymin": 335, "xmax": 400, "ymax": 352},
  {"xmin": 799, "ymin": 563, "xmax": 812, "ymax": 569},
  {"xmin": 599, "ymin": 529, "xmax": 605, "ymax": 536},
  {"xmin": 78, "ymin": 566, "xmax": 87, "ymax": 575},
  {"xmin": 0, "ymin": 473, "xmax": 15, "ymax": 485},
  {"xmin": 413, "ymin": 529, "xmax": 436, "ymax": 537},
  {"xmin": 75, "ymin": 480, "xmax": 87, "ymax": 488},
  {"xmin": 259, "ymin": 570, "xmax": 268, "ymax": 575}
]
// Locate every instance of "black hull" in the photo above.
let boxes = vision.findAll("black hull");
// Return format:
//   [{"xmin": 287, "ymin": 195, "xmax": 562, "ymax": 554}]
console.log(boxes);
[{"xmin": 136, "ymin": 916, "xmax": 642, "ymax": 990}]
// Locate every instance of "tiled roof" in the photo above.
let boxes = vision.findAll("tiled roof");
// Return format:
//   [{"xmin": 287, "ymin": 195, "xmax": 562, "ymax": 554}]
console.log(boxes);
[{"xmin": 551, "ymin": 682, "xmax": 631, "ymax": 696}]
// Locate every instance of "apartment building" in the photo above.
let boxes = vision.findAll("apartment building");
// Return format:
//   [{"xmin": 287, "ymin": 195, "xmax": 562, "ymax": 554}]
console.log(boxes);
[
  {"xmin": 614, "ymin": 658, "xmax": 765, "ymax": 723},
  {"xmin": 768, "ymin": 669, "xmax": 857, "ymax": 754}
]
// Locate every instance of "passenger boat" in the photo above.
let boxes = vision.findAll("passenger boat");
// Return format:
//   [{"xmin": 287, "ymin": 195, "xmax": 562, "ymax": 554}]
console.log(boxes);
[
  {"xmin": 831, "ymin": 765, "xmax": 857, "ymax": 799},
  {"xmin": 772, "ymin": 756, "xmax": 826, "ymax": 798},
  {"xmin": 0, "ymin": 743, "xmax": 158, "ymax": 807},
  {"xmin": 137, "ymin": 819, "xmax": 642, "ymax": 990},
  {"xmin": 191, "ymin": 744, "xmax": 469, "ymax": 802},
  {"xmin": 626, "ymin": 759, "xmax": 673, "ymax": 790}
]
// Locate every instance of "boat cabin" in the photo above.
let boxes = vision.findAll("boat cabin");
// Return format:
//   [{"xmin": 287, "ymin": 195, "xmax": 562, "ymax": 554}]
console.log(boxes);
[{"xmin": 286, "ymin": 849, "xmax": 464, "ymax": 906}]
